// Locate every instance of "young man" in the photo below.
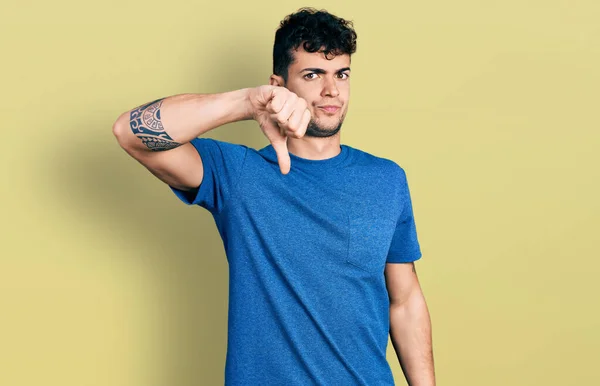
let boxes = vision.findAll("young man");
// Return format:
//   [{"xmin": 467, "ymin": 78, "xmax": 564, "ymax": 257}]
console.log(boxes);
[{"xmin": 112, "ymin": 7, "xmax": 435, "ymax": 386}]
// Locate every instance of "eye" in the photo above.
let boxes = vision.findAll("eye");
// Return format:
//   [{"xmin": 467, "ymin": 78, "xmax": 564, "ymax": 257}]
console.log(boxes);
[
  {"xmin": 304, "ymin": 73, "xmax": 318, "ymax": 80},
  {"xmin": 337, "ymin": 72, "xmax": 349, "ymax": 79}
]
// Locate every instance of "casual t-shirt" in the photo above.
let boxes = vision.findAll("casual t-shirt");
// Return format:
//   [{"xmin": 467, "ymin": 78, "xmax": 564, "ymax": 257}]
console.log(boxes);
[{"xmin": 169, "ymin": 137, "xmax": 422, "ymax": 385}]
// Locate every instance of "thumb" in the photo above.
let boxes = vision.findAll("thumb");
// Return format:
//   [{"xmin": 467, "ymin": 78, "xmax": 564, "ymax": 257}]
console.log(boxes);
[{"xmin": 271, "ymin": 136, "xmax": 291, "ymax": 175}]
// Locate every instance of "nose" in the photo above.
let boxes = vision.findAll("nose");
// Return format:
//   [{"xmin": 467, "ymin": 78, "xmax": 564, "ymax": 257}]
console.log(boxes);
[{"xmin": 321, "ymin": 76, "xmax": 340, "ymax": 98}]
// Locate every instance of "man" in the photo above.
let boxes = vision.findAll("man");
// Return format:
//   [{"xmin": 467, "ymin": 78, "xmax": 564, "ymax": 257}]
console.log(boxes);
[{"xmin": 112, "ymin": 7, "xmax": 435, "ymax": 386}]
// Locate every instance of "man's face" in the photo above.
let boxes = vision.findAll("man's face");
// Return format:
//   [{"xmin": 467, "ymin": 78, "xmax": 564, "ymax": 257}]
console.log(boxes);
[{"xmin": 276, "ymin": 45, "xmax": 351, "ymax": 138}]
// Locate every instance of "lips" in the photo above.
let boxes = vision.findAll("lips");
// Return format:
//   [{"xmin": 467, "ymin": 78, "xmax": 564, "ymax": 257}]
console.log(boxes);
[{"xmin": 318, "ymin": 105, "xmax": 341, "ymax": 113}]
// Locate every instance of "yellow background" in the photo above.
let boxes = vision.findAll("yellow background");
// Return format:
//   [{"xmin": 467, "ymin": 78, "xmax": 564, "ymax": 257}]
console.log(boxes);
[{"xmin": 1, "ymin": 1, "xmax": 598, "ymax": 385}]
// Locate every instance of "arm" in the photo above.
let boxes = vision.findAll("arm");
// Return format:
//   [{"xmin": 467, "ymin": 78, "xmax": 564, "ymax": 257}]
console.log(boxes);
[
  {"xmin": 385, "ymin": 262, "xmax": 436, "ymax": 386},
  {"xmin": 111, "ymin": 88, "xmax": 254, "ymax": 191}
]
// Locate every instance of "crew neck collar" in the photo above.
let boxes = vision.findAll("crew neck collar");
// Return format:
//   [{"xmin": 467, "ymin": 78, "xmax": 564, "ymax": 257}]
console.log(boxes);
[{"xmin": 262, "ymin": 143, "xmax": 351, "ymax": 170}]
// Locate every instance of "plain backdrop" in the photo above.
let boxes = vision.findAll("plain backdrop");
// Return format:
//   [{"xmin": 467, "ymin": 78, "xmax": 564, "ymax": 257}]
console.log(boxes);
[{"xmin": 1, "ymin": 1, "xmax": 599, "ymax": 385}]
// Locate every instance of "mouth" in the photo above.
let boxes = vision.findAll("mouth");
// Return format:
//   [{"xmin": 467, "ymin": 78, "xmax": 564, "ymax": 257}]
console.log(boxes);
[{"xmin": 317, "ymin": 105, "xmax": 341, "ymax": 114}]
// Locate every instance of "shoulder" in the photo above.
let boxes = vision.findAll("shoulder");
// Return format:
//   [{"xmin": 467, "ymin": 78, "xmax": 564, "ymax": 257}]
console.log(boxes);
[
  {"xmin": 188, "ymin": 137, "xmax": 250, "ymax": 160},
  {"xmin": 349, "ymin": 146, "xmax": 407, "ymax": 180}
]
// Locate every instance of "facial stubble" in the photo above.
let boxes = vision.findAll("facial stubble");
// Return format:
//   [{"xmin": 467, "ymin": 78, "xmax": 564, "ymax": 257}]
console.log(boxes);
[{"xmin": 304, "ymin": 112, "xmax": 345, "ymax": 138}]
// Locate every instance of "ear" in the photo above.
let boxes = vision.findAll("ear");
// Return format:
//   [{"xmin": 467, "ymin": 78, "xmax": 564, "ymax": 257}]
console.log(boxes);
[{"xmin": 269, "ymin": 74, "xmax": 285, "ymax": 87}]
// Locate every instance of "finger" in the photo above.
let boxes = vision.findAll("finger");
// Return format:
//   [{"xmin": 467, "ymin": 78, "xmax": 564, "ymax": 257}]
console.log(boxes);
[
  {"xmin": 268, "ymin": 113, "xmax": 288, "ymax": 137},
  {"xmin": 298, "ymin": 108, "xmax": 312, "ymax": 137},
  {"xmin": 267, "ymin": 97, "xmax": 292, "ymax": 136},
  {"xmin": 269, "ymin": 102, "xmax": 298, "ymax": 136},
  {"xmin": 257, "ymin": 85, "xmax": 277, "ymax": 107},
  {"xmin": 263, "ymin": 117, "xmax": 286, "ymax": 140},
  {"xmin": 266, "ymin": 88, "xmax": 286, "ymax": 114},
  {"xmin": 286, "ymin": 106, "xmax": 307, "ymax": 137},
  {"xmin": 271, "ymin": 137, "xmax": 291, "ymax": 175},
  {"xmin": 274, "ymin": 96, "xmax": 297, "ymax": 129}
]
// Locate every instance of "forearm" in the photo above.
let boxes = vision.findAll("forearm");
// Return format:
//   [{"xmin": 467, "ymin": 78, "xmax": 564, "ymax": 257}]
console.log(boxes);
[
  {"xmin": 112, "ymin": 88, "xmax": 253, "ymax": 152},
  {"xmin": 389, "ymin": 291, "xmax": 436, "ymax": 386}
]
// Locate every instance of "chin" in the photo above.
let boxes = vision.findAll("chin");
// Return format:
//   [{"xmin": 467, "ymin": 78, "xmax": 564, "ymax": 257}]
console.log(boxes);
[{"xmin": 305, "ymin": 120, "xmax": 344, "ymax": 138}]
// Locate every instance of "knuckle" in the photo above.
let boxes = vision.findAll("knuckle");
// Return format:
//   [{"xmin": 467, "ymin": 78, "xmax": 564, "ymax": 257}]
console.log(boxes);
[
  {"xmin": 275, "ymin": 114, "xmax": 287, "ymax": 125},
  {"xmin": 271, "ymin": 103, "xmax": 282, "ymax": 114}
]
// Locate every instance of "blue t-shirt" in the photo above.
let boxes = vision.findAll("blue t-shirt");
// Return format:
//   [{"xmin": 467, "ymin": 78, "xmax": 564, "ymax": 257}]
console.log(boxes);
[{"xmin": 170, "ymin": 137, "xmax": 422, "ymax": 385}]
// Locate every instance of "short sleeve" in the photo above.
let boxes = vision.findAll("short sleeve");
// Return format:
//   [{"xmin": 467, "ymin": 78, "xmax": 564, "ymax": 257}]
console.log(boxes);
[
  {"xmin": 169, "ymin": 137, "xmax": 249, "ymax": 214},
  {"xmin": 386, "ymin": 167, "xmax": 422, "ymax": 263}
]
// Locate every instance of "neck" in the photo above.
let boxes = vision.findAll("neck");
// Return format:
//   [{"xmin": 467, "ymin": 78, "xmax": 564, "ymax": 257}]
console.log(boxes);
[{"xmin": 286, "ymin": 135, "xmax": 342, "ymax": 160}]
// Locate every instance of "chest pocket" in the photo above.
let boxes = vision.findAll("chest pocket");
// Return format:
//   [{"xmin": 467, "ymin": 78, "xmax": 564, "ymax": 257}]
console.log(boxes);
[{"xmin": 347, "ymin": 215, "xmax": 397, "ymax": 274}]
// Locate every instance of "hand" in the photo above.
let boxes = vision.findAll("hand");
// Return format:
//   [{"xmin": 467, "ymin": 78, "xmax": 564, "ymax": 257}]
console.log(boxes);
[{"xmin": 248, "ymin": 85, "xmax": 312, "ymax": 174}]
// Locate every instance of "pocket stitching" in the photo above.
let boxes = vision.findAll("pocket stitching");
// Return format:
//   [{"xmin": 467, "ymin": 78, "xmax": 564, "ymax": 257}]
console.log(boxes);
[{"xmin": 346, "ymin": 216, "xmax": 397, "ymax": 273}]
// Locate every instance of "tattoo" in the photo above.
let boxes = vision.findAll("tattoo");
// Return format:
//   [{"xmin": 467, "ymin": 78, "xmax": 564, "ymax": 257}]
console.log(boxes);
[{"xmin": 129, "ymin": 98, "xmax": 182, "ymax": 151}]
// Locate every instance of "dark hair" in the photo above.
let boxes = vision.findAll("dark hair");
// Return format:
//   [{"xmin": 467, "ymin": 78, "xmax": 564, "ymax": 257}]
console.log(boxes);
[{"xmin": 273, "ymin": 7, "xmax": 358, "ymax": 83}]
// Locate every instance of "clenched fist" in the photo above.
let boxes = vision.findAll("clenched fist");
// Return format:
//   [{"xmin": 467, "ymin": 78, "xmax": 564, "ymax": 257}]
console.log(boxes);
[{"xmin": 248, "ymin": 85, "xmax": 312, "ymax": 174}]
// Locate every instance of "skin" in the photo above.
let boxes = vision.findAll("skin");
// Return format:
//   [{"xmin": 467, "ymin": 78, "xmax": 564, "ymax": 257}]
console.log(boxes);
[
  {"xmin": 115, "ymin": 37, "xmax": 434, "ymax": 385},
  {"xmin": 268, "ymin": 45, "xmax": 435, "ymax": 385},
  {"xmin": 269, "ymin": 44, "xmax": 435, "ymax": 385},
  {"xmin": 268, "ymin": 44, "xmax": 351, "ymax": 161}
]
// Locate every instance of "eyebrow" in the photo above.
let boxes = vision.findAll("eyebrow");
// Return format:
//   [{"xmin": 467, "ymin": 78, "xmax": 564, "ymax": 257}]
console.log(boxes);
[{"xmin": 299, "ymin": 67, "xmax": 351, "ymax": 74}]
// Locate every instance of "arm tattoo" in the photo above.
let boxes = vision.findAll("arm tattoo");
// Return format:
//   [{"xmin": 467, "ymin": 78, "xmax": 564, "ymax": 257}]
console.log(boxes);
[{"xmin": 129, "ymin": 98, "xmax": 182, "ymax": 151}]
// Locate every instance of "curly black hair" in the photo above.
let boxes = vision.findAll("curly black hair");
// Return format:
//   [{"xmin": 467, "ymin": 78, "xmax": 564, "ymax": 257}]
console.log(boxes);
[{"xmin": 273, "ymin": 7, "xmax": 358, "ymax": 83}]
